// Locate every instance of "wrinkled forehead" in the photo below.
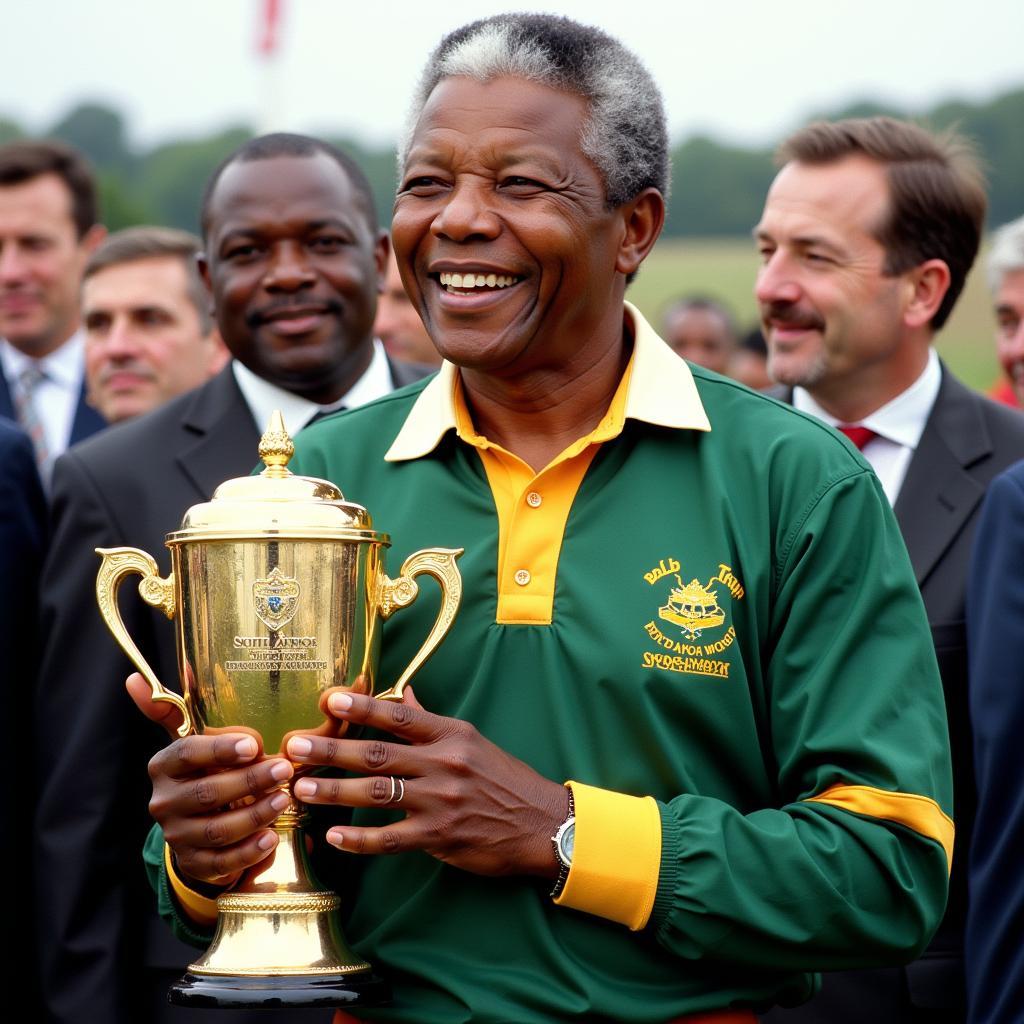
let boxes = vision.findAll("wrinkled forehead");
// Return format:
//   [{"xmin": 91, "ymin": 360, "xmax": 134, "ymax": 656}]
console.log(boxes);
[{"xmin": 402, "ymin": 74, "xmax": 589, "ymax": 168}]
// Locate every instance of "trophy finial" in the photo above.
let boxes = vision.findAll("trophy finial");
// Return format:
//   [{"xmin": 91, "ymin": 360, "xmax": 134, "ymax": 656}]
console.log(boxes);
[{"xmin": 259, "ymin": 410, "xmax": 294, "ymax": 477}]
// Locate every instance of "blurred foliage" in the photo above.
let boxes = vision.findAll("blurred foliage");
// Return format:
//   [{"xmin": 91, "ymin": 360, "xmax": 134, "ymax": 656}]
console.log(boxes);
[{"xmin": 1, "ymin": 86, "xmax": 1022, "ymax": 237}]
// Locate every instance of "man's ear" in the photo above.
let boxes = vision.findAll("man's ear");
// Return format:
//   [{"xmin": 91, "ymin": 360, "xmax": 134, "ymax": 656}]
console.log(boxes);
[
  {"xmin": 903, "ymin": 258, "xmax": 951, "ymax": 329},
  {"xmin": 80, "ymin": 222, "xmax": 107, "ymax": 257},
  {"xmin": 196, "ymin": 252, "xmax": 217, "ymax": 326},
  {"xmin": 375, "ymin": 231, "xmax": 390, "ymax": 294},
  {"xmin": 615, "ymin": 188, "xmax": 666, "ymax": 278}
]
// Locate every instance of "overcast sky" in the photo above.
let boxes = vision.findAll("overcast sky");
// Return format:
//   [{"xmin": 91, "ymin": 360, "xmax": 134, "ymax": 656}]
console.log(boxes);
[{"xmin": 4, "ymin": 0, "xmax": 1022, "ymax": 151}]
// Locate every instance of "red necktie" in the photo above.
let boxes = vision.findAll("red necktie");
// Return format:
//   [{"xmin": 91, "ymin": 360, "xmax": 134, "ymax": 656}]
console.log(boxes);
[{"xmin": 837, "ymin": 425, "xmax": 877, "ymax": 450}]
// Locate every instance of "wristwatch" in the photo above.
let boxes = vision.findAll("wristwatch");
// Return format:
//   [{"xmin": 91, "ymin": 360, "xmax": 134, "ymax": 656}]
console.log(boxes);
[{"xmin": 550, "ymin": 787, "xmax": 576, "ymax": 899}]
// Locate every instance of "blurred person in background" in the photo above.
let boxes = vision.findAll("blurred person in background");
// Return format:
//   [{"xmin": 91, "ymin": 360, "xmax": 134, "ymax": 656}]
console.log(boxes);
[
  {"xmin": 732, "ymin": 325, "xmax": 773, "ymax": 391},
  {"xmin": 82, "ymin": 226, "xmax": 228, "ymax": 423},
  {"xmin": 757, "ymin": 116, "xmax": 1024, "ymax": 1024},
  {"xmin": 0, "ymin": 140, "xmax": 106, "ymax": 481},
  {"xmin": 34, "ymin": 132, "xmax": 427, "ymax": 1024},
  {"xmin": 660, "ymin": 293, "xmax": 737, "ymax": 375},
  {"xmin": 984, "ymin": 213, "xmax": 1024, "ymax": 409},
  {"xmin": 374, "ymin": 247, "xmax": 440, "ymax": 367},
  {"xmin": 2, "ymin": 414, "xmax": 46, "ymax": 1014}
]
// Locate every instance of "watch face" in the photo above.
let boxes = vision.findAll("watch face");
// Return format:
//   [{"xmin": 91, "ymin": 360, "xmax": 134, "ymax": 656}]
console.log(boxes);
[{"xmin": 558, "ymin": 820, "xmax": 575, "ymax": 865}]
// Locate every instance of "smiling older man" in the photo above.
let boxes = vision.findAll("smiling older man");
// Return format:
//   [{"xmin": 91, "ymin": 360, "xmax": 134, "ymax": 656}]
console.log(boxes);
[{"xmin": 141, "ymin": 15, "xmax": 952, "ymax": 1022}]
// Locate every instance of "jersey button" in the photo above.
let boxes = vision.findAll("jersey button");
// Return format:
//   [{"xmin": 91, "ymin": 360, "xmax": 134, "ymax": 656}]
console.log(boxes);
[
  {"xmin": 526, "ymin": 491, "xmax": 542, "ymax": 508},
  {"xmin": 514, "ymin": 569, "xmax": 531, "ymax": 586}
]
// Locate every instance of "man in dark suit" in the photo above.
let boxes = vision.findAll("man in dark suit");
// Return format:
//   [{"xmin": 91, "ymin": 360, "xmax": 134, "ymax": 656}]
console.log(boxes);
[
  {"xmin": 964, "ymin": 216, "xmax": 1024, "ymax": 1024},
  {"xmin": 965, "ymin": 459, "xmax": 1024, "ymax": 1024},
  {"xmin": 2, "ymin": 416, "xmax": 46, "ymax": 1013},
  {"xmin": 33, "ymin": 133, "xmax": 431, "ymax": 1024},
  {"xmin": 0, "ymin": 141, "xmax": 107, "ymax": 479},
  {"xmin": 755, "ymin": 118, "xmax": 1024, "ymax": 1023}
]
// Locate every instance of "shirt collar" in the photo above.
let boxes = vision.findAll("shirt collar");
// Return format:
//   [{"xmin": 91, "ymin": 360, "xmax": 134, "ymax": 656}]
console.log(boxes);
[
  {"xmin": 232, "ymin": 338, "xmax": 393, "ymax": 437},
  {"xmin": 385, "ymin": 302, "xmax": 710, "ymax": 462},
  {"xmin": 792, "ymin": 347, "xmax": 941, "ymax": 450},
  {"xmin": 1, "ymin": 330, "xmax": 85, "ymax": 390}
]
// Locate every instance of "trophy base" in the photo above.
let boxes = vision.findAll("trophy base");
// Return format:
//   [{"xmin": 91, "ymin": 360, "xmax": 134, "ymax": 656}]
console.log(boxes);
[{"xmin": 168, "ymin": 970, "xmax": 390, "ymax": 1009}]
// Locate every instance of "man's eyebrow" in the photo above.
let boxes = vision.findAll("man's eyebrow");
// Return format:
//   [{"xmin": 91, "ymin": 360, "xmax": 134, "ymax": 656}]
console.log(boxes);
[
  {"xmin": 751, "ymin": 227, "xmax": 844, "ymax": 254},
  {"xmin": 305, "ymin": 218, "xmax": 354, "ymax": 232}
]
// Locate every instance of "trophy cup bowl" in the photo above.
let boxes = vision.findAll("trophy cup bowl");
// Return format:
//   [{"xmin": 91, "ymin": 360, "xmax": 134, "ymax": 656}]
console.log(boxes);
[{"xmin": 95, "ymin": 412, "xmax": 463, "ymax": 1008}]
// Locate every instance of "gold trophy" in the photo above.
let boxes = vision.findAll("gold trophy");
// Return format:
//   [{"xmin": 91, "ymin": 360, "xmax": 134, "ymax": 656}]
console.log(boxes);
[{"xmin": 95, "ymin": 412, "xmax": 463, "ymax": 1009}]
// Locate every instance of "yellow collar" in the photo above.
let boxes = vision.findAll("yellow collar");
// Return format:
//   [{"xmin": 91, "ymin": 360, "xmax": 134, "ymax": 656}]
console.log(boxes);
[{"xmin": 385, "ymin": 302, "xmax": 711, "ymax": 462}]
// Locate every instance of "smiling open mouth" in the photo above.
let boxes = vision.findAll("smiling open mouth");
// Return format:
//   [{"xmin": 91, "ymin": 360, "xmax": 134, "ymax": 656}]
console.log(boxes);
[{"xmin": 438, "ymin": 272, "xmax": 521, "ymax": 294}]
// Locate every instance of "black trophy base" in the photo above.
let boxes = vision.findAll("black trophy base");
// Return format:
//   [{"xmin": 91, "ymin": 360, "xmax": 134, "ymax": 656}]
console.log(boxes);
[{"xmin": 168, "ymin": 970, "xmax": 390, "ymax": 1009}]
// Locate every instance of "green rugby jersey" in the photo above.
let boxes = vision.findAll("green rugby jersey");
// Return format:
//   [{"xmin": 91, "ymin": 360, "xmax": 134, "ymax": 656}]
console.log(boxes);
[{"xmin": 148, "ymin": 307, "xmax": 952, "ymax": 1022}]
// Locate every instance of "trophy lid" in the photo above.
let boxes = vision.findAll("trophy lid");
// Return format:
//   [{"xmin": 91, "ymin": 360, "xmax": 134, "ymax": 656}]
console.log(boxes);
[{"xmin": 166, "ymin": 411, "xmax": 385, "ymax": 544}]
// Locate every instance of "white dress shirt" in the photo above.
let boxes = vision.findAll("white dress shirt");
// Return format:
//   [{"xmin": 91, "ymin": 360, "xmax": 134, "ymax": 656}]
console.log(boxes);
[
  {"xmin": 793, "ymin": 347, "xmax": 942, "ymax": 506},
  {"xmin": 231, "ymin": 338, "xmax": 394, "ymax": 437},
  {"xmin": 1, "ymin": 330, "xmax": 87, "ymax": 469}
]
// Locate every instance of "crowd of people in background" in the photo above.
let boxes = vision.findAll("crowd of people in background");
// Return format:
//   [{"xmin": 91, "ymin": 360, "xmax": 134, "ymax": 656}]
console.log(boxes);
[{"xmin": 4, "ymin": 13, "xmax": 1024, "ymax": 1023}]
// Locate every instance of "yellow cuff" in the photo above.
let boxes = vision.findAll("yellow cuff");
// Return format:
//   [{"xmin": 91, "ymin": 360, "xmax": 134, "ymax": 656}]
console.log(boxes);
[
  {"xmin": 164, "ymin": 843, "xmax": 220, "ymax": 927},
  {"xmin": 553, "ymin": 781, "xmax": 661, "ymax": 931}
]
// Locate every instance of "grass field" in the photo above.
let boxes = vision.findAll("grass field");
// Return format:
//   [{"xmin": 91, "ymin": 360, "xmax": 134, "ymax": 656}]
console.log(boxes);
[{"xmin": 627, "ymin": 237, "xmax": 1002, "ymax": 393}]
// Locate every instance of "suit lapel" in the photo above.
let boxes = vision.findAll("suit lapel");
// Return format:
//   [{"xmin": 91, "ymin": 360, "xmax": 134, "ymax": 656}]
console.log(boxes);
[
  {"xmin": 387, "ymin": 356, "xmax": 435, "ymax": 389},
  {"xmin": 0, "ymin": 372, "xmax": 13, "ymax": 420},
  {"xmin": 894, "ymin": 368, "xmax": 991, "ymax": 588},
  {"xmin": 175, "ymin": 368, "xmax": 261, "ymax": 500},
  {"xmin": 69, "ymin": 380, "xmax": 106, "ymax": 444}
]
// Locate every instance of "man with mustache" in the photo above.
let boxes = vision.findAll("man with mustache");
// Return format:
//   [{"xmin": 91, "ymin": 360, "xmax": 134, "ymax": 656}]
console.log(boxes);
[
  {"xmin": 34, "ymin": 133, "xmax": 428, "ymax": 1024},
  {"xmin": 756, "ymin": 118, "xmax": 1024, "ymax": 1023},
  {"xmin": 82, "ymin": 226, "xmax": 228, "ymax": 423},
  {"xmin": 140, "ymin": 17, "xmax": 952, "ymax": 1022}
]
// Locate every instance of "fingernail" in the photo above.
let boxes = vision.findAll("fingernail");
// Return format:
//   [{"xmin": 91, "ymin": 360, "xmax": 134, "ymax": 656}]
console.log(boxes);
[
  {"xmin": 269, "ymin": 760, "xmax": 293, "ymax": 781},
  {"xmin": 270, "ymin": 792, "xmax": 290, "ymax": 811},
  {"xmin": 288, "ymin": 737, "xmax": 313, "ymax": 757},
  {"xmin": 257, "ymin": 831, "xmax": 278, "ymax": 851},
  {"xmin": 326, "ymin": 828, "xmax": 344, "ymax": 848},
  {"xmin": 235, "ymin": 737, "xmax": 258, "ymax": 759},
  {"xmin": 294, "ymin": 779, "xmax": 317, "ymax": 798},
  {"xmin": 328, "ymin": 692, "xmax": 353, "ymax": 714}
]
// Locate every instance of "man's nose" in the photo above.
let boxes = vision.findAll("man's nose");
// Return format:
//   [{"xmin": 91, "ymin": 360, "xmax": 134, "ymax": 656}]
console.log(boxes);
[
  {"xmin": 431, "ymin": 180, "xmax": 501, "ymax": 243},
  {"xmin": 104, "ymin": 317, "xmax": 142, "ymax": 357},
  {"xmin": 0, "ymin": 242, "xmax": 30, "ymax": 283},
  {"xmin": 264, "ymin": 241, "xmax": 317, "ymax": 290},
  {"xmin": 755, "ymin": 251, "xmax": 802, "ymax": 307}
]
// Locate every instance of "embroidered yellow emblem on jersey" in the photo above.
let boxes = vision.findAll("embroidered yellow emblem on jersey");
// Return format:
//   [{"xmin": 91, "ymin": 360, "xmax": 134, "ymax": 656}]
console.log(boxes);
[{"xmin": 641, "ymin": 560, "xmax": 745, "ymax": 679}]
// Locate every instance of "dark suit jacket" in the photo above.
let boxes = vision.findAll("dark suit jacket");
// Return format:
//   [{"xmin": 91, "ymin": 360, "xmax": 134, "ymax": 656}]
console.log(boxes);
[
  {"xmin": 33, "ymin": 358, "xmax": 429, "ymax": 1024},
  {"xmin": 0, "ymin": 363, "xmax": 106, "ymax": 449},
  {"xmin": 762, "ymin": 366, "xmax": 1024, "ymax": 1022},
  {"xmin": 964, "ymin": 461, "xmax": 1024, "ymax": 1024},
  {"xmin": 2, "ymin": 417, "xmax": 46, "ymax": 1012}
]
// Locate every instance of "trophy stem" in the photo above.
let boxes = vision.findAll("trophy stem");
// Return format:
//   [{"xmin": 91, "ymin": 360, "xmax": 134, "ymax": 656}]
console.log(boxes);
[{"xmin": 168, "ymin": 785, "xmax": 388, "ymax": 1008}]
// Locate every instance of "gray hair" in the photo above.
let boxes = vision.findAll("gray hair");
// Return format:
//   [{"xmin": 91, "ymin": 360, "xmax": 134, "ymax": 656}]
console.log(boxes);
[
  {"xmin": 400, "ymin": 13, "xmax": 669, "ymax": 207},
  {"xmin": 987, "ymin": 214, "xmax": 1024, "ymax": 291}
]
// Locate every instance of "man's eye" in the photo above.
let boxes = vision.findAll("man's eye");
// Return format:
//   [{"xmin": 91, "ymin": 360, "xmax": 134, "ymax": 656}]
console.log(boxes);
[
  {"xmin": 309, "ymin": 236, "xmax": 346, "ymax": 252},
  {"xmin": 401, "ymin": 177, "xmax": 446, "ymax": 196},
  {"xmin": 501, "ymin": 176, "xmax": 545, "ymax": 192},
  {"xmin": 225, "ymin": 243, "xmax": 261, "ymax": 260}
]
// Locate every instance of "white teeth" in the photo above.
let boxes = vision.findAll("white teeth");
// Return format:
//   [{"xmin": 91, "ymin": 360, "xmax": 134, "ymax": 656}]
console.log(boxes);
[{"xmin": 439, "ymin": 272, "xmax": 519, "ymax": 290}]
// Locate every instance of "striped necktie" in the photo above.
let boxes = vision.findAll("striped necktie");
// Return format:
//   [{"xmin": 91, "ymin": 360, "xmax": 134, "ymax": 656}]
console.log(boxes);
[{"xmin": 12, "ymin": 363, "xmax": 51, "ymax": 472}]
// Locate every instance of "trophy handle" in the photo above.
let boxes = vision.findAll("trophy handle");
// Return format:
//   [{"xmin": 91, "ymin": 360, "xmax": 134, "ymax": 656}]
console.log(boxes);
[
  {"xmin": 375, "ymin": 547, "xmax": 464, "ymax": 702},
  {"xmin": 95, "ymin": 546, "xmax": 193, "ymax": 737}
]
